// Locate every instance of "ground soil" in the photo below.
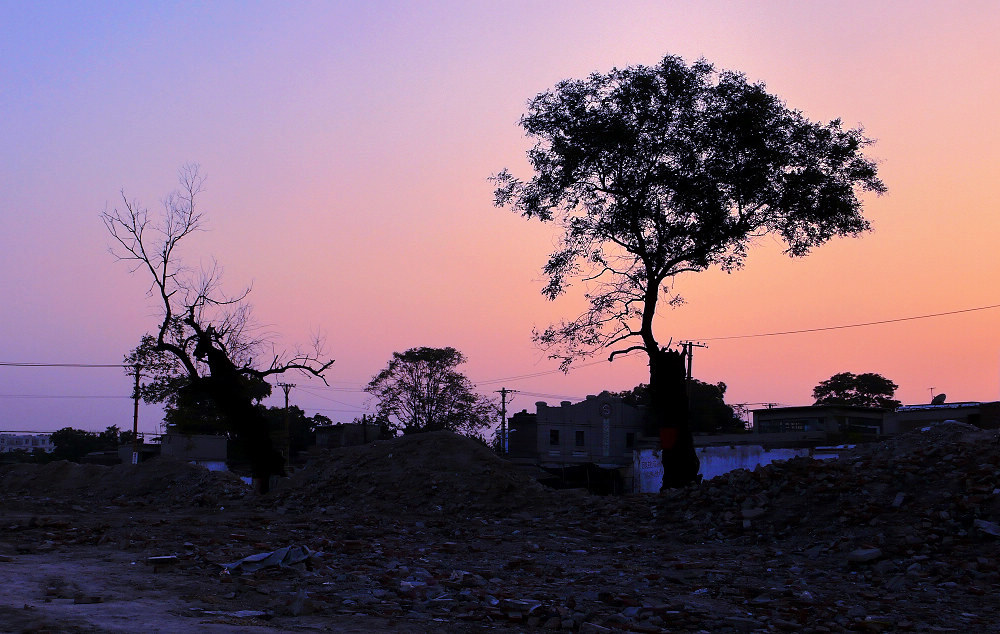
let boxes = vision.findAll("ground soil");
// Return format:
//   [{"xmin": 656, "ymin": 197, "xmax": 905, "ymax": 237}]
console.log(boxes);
[{"xmin": 2, "ymin": 425, "xmax": 999, "ymax": 632}]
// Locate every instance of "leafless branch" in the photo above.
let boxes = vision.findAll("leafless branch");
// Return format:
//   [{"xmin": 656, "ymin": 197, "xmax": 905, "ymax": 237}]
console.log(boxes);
[{"xmin": 105, "ymin": 164, "xmax": 334, "ymax": 387}]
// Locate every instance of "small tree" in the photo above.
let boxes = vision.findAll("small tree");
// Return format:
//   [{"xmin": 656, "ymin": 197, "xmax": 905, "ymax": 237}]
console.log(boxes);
[
  {"xmin": 813, "ymin": 372, "xmax": 901, "ymax": 409},
  {"xmin": 104, "ymin": 165, "xmax": 334, "ymax": 491},
  {"xmin": 366, "ymin": 347, "xmax": 497, "ymax": 436},
  {"xmin": 494, "ymin": 54, "xmax": 884, "ymax": 487}
]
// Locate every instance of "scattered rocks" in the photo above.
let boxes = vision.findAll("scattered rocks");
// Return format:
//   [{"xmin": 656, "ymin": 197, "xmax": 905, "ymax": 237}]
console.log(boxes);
[
  {"xmin": 1, "ymin": 425, "xmax": 999, "ymax": 631},
  {"xmin": 847, "ymin": 547, "xmax": 883, "ymax": 563}
]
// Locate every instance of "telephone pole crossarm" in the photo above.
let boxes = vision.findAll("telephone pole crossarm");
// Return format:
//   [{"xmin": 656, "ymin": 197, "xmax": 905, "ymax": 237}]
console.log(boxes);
[
  {"xmin": 678, "ymin": 341, "xmax": 708, "ymax": 381},
  {"xmin": 276, "ymin": 383, "xmax": 296, "ymax": 461},
  {"xmin": 495, "ymin": 387, "xmax": 519, "ymax": 455}
]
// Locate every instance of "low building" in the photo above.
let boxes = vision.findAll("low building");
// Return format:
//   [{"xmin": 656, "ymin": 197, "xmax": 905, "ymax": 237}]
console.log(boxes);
[
  {"xmin": 159, "ymin": 434, "xmax": 228, "ymax": 471},
  {"xmin": 0, "ymin": 433, "xmax": 54, "ymax": 453},
  {"xmin": 885, "ymin": 401, "xmax": 1000, "ymax": 433},
  {"xmin": 750, "ymin": 404, "xmax": 888, "ymax": 442},
  {"xmin": 315, "ymin": 422, "xmax": 382, "ymax": 449},
  {"xmin": 507, "ymin": 392, "xmax": 645, "ymax": 468},
  {"xmin": 116, "ymin": 441, "xmax": 161, "ymax": 464}
]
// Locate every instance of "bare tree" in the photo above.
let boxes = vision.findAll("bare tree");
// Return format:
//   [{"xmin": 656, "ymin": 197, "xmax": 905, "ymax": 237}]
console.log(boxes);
[{"xmin": 103, "ymin": 164, "xmax": 333, "ymax": 491}]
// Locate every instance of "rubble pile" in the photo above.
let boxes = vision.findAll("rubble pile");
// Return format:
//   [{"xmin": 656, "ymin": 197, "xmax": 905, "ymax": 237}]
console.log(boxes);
[
  {"xmin": 653, "ymin": 421, "xmax": 1000, "ymax": 545},
  {"xmin": 269, "ymin": 431, "xmax": 557, "ymax": 515},
  {"xmin": 0, "ymin": 457, "xmax": 249, "ymax": 507},
  {"xmin": 2, "ymin": 424, "xmax": 1000, "ymax": 631}
]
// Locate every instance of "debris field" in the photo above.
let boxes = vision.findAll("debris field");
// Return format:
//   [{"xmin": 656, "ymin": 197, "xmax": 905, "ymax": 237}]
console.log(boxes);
[{"xmin": 1, "ymin": 424, "xmax": 999, "ymax": 632}]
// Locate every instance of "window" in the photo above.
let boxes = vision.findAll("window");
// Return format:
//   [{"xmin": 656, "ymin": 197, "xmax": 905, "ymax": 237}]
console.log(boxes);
[
  {"xmin": 549, "ymin": 429, "xmax": 560, "ymax": 445},
  {"xmin": 625, "ymin": 432, "xmax": 635, "ymax": 449},
  {"xmin": 575, "ymin": 430, "xmax": 585, "ymax": 447}
]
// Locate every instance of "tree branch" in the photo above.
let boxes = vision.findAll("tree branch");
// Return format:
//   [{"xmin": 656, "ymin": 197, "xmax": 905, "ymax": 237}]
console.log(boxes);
[{"xmin": 609, "ymin": 345, "xmax": 647, "ymax": 361}]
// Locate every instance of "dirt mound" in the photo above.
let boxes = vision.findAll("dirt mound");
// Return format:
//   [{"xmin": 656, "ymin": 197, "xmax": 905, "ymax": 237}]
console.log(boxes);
[
  {"xmin": 0, "ymin": 457, "xmax": 249, "ymax": 507},
  {"xmin": 847, "ymin": 419, "xmax": 993, "ymax": 460},
  {"xmin": 652, "ymin": 424, "xmax": 1000, "ymax": 556},
  {"xmin": 267, "ymin": 430, "xmax": 557, "ymax": 516}
]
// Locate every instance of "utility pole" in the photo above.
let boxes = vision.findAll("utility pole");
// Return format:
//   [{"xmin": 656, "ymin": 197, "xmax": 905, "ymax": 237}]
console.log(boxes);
[
  {"xmin": 131, "ymin": 364, "xmax": 141, "ymax": 465},
  {"xmin": 277, "ymin": 383, "xmax": 295, "ymax": 462},
  {"xmin": 495, "ymin": 387, "xmax": 518, "ymax": 455},
  {"xmin": 679, "ymin": 341, "xmax": 708, "ymax": 381}
]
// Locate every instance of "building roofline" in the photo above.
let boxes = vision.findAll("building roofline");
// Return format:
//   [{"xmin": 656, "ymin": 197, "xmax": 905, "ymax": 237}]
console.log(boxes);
[{"xmin": 751, "ymin": 404, "xmax": 890, "ymax": 415}]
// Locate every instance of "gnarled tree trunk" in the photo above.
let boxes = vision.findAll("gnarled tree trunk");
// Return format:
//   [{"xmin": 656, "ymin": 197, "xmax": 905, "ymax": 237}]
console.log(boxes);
[
  {"xmin": 191, "ymin": 327, "xmax": 284, "ymax": 494},
  {"xmin": 648, "ymin": 347, "xmax": 700, "ymax": 489}
]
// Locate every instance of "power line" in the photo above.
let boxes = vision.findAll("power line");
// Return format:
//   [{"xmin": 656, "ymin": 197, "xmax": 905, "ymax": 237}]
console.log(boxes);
[
  {"xmin": 515, "ymin": 391, "xmax": 587, "ymax": 401},
  {"xmin": 0, "ymin": 362, "xmax": 124, "ymax": 368},
  {"xmin": 295, "ymin": 385, "xmax": 364, "ymax": 408},
  {"xmin": 2, "ymin": 301, "xmax": 997, "ymax": 393},
  {"xmin": 309, "ymin": 406, "xmax": 372, "ymax": 414},
  {"xmin": 0, "ymin": 394, "xmax": 130, "ymax": 399},
  {"xmin": 697, "ymin": 302, "xmax": 1000, "ymax": 341},
  {"xmin": 475, "ymin": 354, "xmax": 642, "ymax": 386}
]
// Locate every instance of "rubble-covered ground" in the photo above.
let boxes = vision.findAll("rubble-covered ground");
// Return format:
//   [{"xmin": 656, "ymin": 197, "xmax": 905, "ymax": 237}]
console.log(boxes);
[{"xmin": 2, "ymin": 424, "xmax": 999, "ymax": 632}]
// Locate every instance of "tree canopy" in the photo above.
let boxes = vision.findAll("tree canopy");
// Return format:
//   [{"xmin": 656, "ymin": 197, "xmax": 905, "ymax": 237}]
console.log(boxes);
[
  {"xmin": 813, "ymin": 371, "xmax": 901, "ymax": 410},
  {"xmin": 494, "ymin": 54, "xmax": 884, "ymax": 487},
  {"xmin": 365, "ymin": 347, "xmax": 497, "ymax": 436},
  {"xmin": 615, "ymin": 380, "xmax": 746, "ymax": 434},
  {"xmin": 50, "ymin": 426, "xmax": 134, "ymax": 462},
  {"xmin": 126, "ymin": 334, "xmax": 272, "ymax": 437},
  {"xmin": 494, "ymin": 54, "xmax": 885, "ymax": 369}
]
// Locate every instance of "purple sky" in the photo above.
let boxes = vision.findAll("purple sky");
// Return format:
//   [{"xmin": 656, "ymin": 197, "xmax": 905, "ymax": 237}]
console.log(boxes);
[{"xmin": 2, "ymin": 1, "xmax": 999, "ymax": 434}]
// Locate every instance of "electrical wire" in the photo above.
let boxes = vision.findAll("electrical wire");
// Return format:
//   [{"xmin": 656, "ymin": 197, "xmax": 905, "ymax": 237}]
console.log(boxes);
[
  {"xmin": 0, "ymin": 362, "xmax": 124, "ymax": 368},
  {"xmin": 475, "ymin": 353, "xmax": 642, "ymax": 386},
  {"xmin": 697, "ymin": 302, "xmax": 1000, "ymax": 341},
  {"xmin": 295, "ymin": 385, "xmax": 365, "ymax": 408},
  {"xmin": 0, "ymin": 394, "xmax": 129, "ymax": 399},
  {"xmin": 2, "ymin": 301, "xmax": 997, "ymax": 399}
]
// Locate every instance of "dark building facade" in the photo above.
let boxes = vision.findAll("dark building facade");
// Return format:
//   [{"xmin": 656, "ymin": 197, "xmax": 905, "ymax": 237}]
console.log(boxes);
[
  {"xmin": 885, "ymin": 401, "xmax": 1000, "ymax": 433},
  {"xmin": 314, "ymin": 422, "xmax": 382, "ymax": 449},
  {"xmin": 507, "ymin": 392, "xmax": 645, "ymax": 468},
  {"xmin": 751, "ymin": 401, "xmax": 1000, "ymax": 443},
  {"xmin": 751, "ymin": 404, "xmax": 887, "ymax": 439}
]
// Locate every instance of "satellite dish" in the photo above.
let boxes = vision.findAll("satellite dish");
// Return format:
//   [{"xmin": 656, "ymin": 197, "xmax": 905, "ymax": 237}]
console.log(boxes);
[{"xmin": 931, "ymin": 393, "xmax": 947, "ymax": 405}]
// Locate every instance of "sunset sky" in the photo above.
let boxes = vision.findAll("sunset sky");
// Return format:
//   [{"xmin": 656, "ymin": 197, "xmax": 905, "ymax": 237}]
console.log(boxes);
[{"xmin": 2, "ymin": 1, "xmax": 998, "ymax": 435}]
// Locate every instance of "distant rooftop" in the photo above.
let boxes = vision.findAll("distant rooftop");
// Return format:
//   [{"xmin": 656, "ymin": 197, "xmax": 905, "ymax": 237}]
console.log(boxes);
[{"xmin": 896, "ymin": 402, "xmax": 993, "ymax": 411}]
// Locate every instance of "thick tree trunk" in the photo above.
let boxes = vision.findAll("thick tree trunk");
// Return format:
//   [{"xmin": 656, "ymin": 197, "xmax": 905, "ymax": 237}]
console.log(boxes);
[
  {"xmin": 184, "ymin": 375, "xmax": 284, "ymax": 494},
  {"xmin": 228, "ymin": 399, "xmax": 284, "ymax": 494},
  {"xmin": 648, "ymin": 347, "xmax": 700, "ymax": 489},
  {"xmin": 191, "ymin": 330, "xmax": 285, "ymax": 494}
]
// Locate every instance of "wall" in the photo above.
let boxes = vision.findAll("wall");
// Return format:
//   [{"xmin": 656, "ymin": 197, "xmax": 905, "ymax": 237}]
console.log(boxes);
[
  {"xmin": 696, "ymin": 445, "xmax": 814, "ymax": 480},
  {"xmin": 634, "ymin": 444, "xmax": 835, "ymax": 492},
  {"xmin": 0, "ymin": 433, "xmax": 54, "ymax": 453},
  {"xmin": 534, "ymin": 393, "xmax": 645, "ymax": 467},
  {"xmin": 160, "ymin": 434, "xmax": 227, "ymax": 462}
]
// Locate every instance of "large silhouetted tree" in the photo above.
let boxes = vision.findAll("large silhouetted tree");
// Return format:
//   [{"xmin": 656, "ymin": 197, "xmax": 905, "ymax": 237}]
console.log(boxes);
[
  {"xmin": 366, "ymin": 347, "xmax": 497, "ymax": 436},
  {"xmin": 104, "ymin": 165, "xmax": 334, "ymax": 491},
  {"xmin": 125, "ymin": 334, "xmax": 271, "ymax": 437},
  {"xmin": 494, "ymin": 55, "xmax": 884, "ymax": 487},
  {"xmin": 813, "ymin": 372, "xmax": 901, "ymax": 409}
]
